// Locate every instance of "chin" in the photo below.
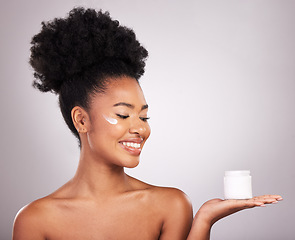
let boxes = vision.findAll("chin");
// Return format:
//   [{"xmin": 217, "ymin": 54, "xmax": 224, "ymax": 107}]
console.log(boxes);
[{"xmin": 122, "ymin": 157, "xmax": 140, "ymax": 168}]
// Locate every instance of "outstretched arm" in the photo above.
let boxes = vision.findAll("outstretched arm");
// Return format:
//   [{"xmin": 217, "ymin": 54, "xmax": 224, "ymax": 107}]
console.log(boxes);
[{"xmin": 187, "ymin": 195, "xmax": 283, "ymax": 240}]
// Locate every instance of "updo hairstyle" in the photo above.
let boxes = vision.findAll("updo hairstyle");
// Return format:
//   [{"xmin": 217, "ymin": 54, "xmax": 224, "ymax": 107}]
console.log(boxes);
[{"xmin": 29, "ymin": 7, "xmax": 148, "ymax": 144}]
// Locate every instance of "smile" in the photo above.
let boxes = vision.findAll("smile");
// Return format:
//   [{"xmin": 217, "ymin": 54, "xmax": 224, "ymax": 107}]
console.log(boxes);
[
  {"xmin": 121, "ymin": 142, "xmax": 141, "ymax": 149},
  {"xmin": 119, "ymin": 138, "xmax": 143, "ymax": 155}
]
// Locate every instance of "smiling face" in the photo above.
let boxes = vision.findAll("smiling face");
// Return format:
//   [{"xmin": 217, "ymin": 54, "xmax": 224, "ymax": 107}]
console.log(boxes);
[{"xmin": 83, "ymin": 76, "xmax": 151, "ymax": 168}]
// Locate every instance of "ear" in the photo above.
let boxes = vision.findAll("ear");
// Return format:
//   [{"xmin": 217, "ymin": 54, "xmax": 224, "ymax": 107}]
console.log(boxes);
[{"xmin": 71, "ymin": 106, "xmax": 89, "ymax": 134}]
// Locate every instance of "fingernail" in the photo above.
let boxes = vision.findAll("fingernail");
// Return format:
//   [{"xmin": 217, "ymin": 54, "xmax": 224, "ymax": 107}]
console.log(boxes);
[{"xmin": 277, "ymin": 197, "xmax": 283, "ymax": 201}]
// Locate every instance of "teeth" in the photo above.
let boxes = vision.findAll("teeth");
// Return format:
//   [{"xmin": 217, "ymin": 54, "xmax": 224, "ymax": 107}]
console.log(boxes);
[{"xmin": 122, "ymin": 142, "xmax": 141, "ymax": 149}]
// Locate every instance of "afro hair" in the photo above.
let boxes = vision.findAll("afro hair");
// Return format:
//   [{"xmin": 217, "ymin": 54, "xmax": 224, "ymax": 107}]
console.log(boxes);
[{"xmin": 29, "ymin": 7, "xmax": 148, "ymax": 144}]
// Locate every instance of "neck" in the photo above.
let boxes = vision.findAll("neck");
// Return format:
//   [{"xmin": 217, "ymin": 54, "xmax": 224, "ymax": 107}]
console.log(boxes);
[{"xmin": 70, "ymin": 144, "xmax": 132, "ymax": 198}]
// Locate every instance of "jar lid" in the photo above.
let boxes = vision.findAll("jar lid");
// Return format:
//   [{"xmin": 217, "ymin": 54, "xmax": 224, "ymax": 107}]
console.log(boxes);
[{"xmin": 225, "ymin": 170, "xmax": 250, "ymax": 177}]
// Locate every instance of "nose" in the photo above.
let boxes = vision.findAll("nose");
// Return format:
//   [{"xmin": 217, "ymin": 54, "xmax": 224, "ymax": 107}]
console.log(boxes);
[{"xmin": 129, "ymin": 118, "xmax": 146, "ymax": 135}]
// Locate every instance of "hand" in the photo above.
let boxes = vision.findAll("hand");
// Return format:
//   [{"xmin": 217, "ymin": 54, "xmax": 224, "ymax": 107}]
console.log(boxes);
[
  {"xmin": 187, "ymin": 195, "xmax": 282, "ymax": 240},
  {"xmin": 196, "ymin": 195, "xmax": 283, "ymax": 226}
]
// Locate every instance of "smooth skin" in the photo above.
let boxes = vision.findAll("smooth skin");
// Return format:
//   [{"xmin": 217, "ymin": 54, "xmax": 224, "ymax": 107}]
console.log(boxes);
[{"xmin": 13, "ymin": 76, "xmax": 282, "ymax": 240}]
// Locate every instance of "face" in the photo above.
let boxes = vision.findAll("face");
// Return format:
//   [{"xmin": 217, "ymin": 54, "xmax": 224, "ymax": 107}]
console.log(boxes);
[{"xmin": 85, "ymin": 76, "xmax": 151, "ymax": 168}]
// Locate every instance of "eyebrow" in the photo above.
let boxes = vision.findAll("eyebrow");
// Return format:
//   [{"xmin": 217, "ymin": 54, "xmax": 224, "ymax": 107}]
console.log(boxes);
[{"xmin": 113, "ymin": 102, "xmax": 148, "ymax": 111}]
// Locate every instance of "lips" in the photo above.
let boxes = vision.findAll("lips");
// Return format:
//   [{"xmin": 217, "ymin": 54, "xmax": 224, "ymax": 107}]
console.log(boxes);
[{"xmin": 119, "ymin": 138, "xmax": 143, "ymax": 155}]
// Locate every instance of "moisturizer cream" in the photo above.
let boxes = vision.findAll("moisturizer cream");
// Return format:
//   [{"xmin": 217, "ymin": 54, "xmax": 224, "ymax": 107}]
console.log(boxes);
[
  {"xmin": 103, "ymin": 115, "xmax": 118, "ymax": 125},
  {"xmin": 224, "ymin": 170, "xmax": 253, "ymax": 199}
]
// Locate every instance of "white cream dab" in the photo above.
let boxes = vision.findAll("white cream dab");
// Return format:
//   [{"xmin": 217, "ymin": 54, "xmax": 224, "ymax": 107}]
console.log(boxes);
[{"xmin": 103, "ymin": 115, "xmax": 118, "ymax": 125}]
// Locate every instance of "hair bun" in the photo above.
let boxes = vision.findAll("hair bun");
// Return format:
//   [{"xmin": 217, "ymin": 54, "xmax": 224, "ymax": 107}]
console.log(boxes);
[{"xmin": 30, "ymin": 7, "xmax": 148, "ymax": 93}]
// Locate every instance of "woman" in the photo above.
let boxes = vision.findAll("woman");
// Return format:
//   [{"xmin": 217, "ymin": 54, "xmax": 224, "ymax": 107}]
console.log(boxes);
[{"xmin": 13, "ymin": 7, "xmax": 282, "ymax": 240}]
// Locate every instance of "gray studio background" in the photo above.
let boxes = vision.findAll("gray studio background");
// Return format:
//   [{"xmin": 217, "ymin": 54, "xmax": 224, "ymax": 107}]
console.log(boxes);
[{"xmin": 1, "ymin": 0, "xmax": 294, "ymax": 239}]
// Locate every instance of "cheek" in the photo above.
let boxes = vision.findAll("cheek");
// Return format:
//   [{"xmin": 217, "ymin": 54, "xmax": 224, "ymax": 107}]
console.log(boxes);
[
  {"xmin": 142, "ymin": 123, "xmax": 151, "ymax": 143},
  {"xmin": 88, "ymin": 123, "xmax": 126, "ymax": 150},
  {"xmin": 108, "ymin": 124, "xmax": 126, "ymax": 139},
  {"xmin": 100, "ymin": 117, "xmax": 128, "ymax": 141},
  {"xmin": 102, "ymin": 115, "xmax": 126, "ymax": 137},
  {"xmin": 146, "ymin": 124, "xmax": 151, "ymax": 138}
]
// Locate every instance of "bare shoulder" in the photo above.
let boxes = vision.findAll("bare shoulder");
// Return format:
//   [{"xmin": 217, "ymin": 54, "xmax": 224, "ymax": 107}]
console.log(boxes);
[
  {"xmin": 147, "ymin": 186, "xmax": 193, "ymax": 240},
  {"xmin": 152, "ymin": 186, "xmax": 193, "ymax": 216},
  {"xmin": 13, "ymin": 197, "xmax": 53, "ymax": 240},
  {"xmin": 128, "ymin": 175, "xmax": 192, "ymax": 212}
]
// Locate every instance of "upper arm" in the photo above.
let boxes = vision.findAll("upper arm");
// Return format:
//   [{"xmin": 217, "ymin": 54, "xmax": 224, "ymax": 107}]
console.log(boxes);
[
  {"xmin": 159, "ymin": 188, "xmax": 193, "ymax": 240},
  {"xmin": 13, "ymin": 204, "xmax": 45, "ymax": 240}
]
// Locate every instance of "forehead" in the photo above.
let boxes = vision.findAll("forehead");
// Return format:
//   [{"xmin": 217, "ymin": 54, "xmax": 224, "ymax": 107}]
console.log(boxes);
[{"xmin": 91, "ymin": 76, "xmax": 147, "ymax": 108}]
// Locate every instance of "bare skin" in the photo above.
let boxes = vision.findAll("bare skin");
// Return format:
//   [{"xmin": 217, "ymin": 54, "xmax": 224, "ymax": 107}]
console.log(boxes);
[
  {"xmin": 13, "ymin": 177, "xmax": 193, "ymax": 240},
  {"xmin": 13, "ymin": 76, "xmax": 282, "ymax": 240},
  {"xmin": 187, "ymin": 195, "xmax": 282, "ymax": 240}
]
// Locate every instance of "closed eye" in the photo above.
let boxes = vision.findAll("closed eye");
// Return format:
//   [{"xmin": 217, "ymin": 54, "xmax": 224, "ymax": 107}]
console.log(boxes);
[
  {"xmin": 116, "ymin": 114, "xmax": 129, "ymax": 119},
  {"xmin": 140, "ymin": 117, "xmax": 150, "ymax": 122}
]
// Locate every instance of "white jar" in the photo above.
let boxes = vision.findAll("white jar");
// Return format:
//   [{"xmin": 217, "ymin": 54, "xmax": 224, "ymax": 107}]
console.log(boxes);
[{"xmin": 224, "ymin": 170, "xmax": 253, "ymax": 199}]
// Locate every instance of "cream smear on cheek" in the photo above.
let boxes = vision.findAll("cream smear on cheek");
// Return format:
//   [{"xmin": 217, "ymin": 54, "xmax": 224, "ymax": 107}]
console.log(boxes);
[{"xmin": 103, "ymin": 115, "xmax": 118, "ymax": 125}]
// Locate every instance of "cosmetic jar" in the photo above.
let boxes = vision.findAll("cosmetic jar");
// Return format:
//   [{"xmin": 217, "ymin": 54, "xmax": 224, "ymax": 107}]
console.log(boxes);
[{"xmin": 224, "ymin": 170, "xmax": 253, "ymax": 199}]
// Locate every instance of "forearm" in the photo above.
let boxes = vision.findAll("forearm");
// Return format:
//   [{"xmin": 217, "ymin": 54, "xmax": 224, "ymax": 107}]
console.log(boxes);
[{"xmin": 186, "ymin": 213, "xmax": 212, "ymax": 240}]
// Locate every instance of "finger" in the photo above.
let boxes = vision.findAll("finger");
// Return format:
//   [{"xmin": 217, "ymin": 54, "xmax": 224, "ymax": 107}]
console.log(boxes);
[
  {"xmin": 253, "ymin": 197, "xmax": 277, "ymax": 203},
  {"xmin": 250, "ymin": 195, "xmax": 283, "ymax": 207},
  {"xmin": 244, "ymin": 199, "xmax": 265, "ymax": 208},
  {"xmin": 253, "ymin": 195, "xmax": 283, "ymax": 200},
  {"xmin": 265, "ymin": 195, "xmax": 283, "ymax": 201}
]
